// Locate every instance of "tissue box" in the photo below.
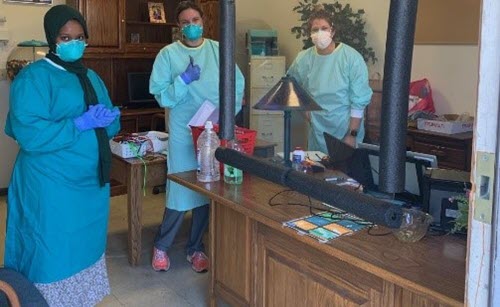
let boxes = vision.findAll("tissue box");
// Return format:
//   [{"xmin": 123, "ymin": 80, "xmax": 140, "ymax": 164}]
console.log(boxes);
[
  {"xmin": 110, "ymin": 131, "xmax": 168, "ymax": 158},
  {"xmin": 417, "ymin": 114, "xmax": 473, "ymax": 134},
  {"xmin": 143, "ymin": 131, "xmax": 168, "ymax": 153}
]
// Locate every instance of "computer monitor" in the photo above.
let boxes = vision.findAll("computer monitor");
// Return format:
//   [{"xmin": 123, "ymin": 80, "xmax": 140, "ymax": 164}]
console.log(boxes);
[
  {"xmin": 125, "ymin": 72, "xmax": 159, "ymax": 109},
  {"xmin": 357, "ymin": 142, "xmax": 438, "ymax": 204}
]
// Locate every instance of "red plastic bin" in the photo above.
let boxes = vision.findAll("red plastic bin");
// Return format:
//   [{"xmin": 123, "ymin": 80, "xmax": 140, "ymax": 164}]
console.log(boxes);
[{"xmin": 190, "ymin": 124, "xmax": 257, "ymax": 155}]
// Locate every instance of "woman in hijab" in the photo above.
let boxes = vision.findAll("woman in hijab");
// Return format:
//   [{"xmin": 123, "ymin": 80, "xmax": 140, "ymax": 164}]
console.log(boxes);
[{"xmin": 4, "ymin": 5, "xmax": 120, "ymax": 306}]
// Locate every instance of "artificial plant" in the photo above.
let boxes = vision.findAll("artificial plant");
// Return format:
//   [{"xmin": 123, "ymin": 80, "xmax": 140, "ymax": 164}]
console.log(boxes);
[{"xmin": 291, "ymin": 0, "xmax": 377, "ymax": 64}]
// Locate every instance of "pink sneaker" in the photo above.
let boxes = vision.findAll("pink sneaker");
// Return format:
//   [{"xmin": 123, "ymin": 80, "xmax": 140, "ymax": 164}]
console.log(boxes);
[
  {"xmin": 152, "ymin": 247, "xmax": 170, "ymax": 272},
  {"xmin": 187, "ymin": 251, "xmax": 209, "ymax": 273}
]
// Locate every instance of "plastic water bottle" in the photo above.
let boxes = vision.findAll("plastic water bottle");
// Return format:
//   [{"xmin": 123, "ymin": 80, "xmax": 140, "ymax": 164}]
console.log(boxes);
[
  {"xmin": 224, "ymin": 140, "xmax": 244, "ymax": 184},
  {"xmin": 292, "ymin": 147, "xmax": 305, "ymax": 171},
  {"xmin": 197, "ymin": 121, "xmax": 220, "ymax": 182}
]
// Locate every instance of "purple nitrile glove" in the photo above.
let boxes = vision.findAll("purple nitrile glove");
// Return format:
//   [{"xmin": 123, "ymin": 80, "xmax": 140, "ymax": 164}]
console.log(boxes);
[
  {"xmin": 101, "ymin": 106, "xmax": 121, "ymax": 121},
  {"xmin": 74, "ymin": 104, "xmax": 119, "ymax": 132},
  {"xmin": 180, "ymin": 62, "xmax": 201, "ymax": 84}
]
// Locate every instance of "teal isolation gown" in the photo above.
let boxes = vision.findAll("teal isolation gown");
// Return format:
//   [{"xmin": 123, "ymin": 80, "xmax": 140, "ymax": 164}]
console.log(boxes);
[
  {"xmin": 4, "ymin": 58, "xmax": 120, "ymax": 284},
  {"xmin": 150, "ymin": 39, "xmax": 244, "ymax": 211},
  {"xmin": 287, "ymin": 43, "xmax": 373, "ymax": 153}
]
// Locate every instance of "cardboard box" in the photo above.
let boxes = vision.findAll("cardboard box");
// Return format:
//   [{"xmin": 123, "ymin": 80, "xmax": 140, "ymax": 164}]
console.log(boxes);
[{"xmin": 417, "ymin": 114, "xmax": 474, "ymax": 134}]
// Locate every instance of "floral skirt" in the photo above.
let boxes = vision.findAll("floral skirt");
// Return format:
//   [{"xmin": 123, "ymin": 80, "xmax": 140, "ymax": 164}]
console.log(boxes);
[{"xmin": 34, "ymin": 254, "xmax": 110, "ymax": 307}]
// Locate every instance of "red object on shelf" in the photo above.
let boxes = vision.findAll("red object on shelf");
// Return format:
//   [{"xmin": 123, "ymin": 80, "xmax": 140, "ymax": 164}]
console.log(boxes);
[{"xmin": 190, "ymin": 124, "xmax": 257, "ymax": 155}]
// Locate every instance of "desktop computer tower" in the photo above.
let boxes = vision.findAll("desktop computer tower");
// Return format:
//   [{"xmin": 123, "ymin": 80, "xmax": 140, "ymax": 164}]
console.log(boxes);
[{"xmin": 422, "ymin": 168, "xmax": 471, "ymax": 230}]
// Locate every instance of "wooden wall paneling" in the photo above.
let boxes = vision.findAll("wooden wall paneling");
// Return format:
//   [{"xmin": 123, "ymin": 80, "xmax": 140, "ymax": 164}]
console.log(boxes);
[{"xmin": 214, "ymin": 203, "xmax": 251, "ymax": 305}]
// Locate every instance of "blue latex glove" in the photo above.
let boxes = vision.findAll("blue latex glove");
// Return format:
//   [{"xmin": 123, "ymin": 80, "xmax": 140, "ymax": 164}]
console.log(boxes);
[
  {"xmin": 180, "ymin": 59, "xmax": 201, "ymax": 85},
  {"xmin": 74, "ymin": 104, "xmax": 119, "ymax": 132}
]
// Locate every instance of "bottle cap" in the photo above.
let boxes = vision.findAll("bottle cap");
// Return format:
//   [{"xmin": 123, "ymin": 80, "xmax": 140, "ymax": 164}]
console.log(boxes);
[{"xmin": 205, "ymin": 121, "xmax": 213, "ymax": 129}]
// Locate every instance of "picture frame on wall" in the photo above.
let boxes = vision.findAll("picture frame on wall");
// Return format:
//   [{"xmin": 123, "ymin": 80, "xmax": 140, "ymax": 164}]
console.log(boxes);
[
  {"xmin": 3, "ymin": 0, "xmax": 52, "ymax": 4},
  {"xmin": 148, "ymin": 2, "xmax": 166, "ymax": 24}
]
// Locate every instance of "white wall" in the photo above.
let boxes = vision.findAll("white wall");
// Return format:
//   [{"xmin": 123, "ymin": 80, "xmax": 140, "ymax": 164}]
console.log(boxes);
[
  {"xmin": 237, "ymin": 0, "xmax": 479, "ymax": 116},
  {"xmin": 0, "ymin": 0, "xmax": 65, "ymax": 189}
]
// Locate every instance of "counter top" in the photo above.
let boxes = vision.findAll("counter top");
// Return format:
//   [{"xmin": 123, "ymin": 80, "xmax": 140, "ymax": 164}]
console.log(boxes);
[{"xmin": 169, "ymin": 171, "xmax": 466, "ymax": 306}]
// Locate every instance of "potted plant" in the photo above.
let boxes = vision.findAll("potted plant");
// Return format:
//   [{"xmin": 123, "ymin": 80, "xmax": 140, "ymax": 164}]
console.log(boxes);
[
  {"xmin": 291, "ymin": 0, "xmax": 377, "ymax": 64},
  {"xmin": 449, "ymin": 194, "xmax": 469, "ymax": 234}
]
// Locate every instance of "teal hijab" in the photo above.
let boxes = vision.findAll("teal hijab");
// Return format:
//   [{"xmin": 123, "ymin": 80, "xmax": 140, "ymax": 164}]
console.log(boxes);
[{"xmin": 44, "ymin": 5, "xmax": 111, "ymax": 186}]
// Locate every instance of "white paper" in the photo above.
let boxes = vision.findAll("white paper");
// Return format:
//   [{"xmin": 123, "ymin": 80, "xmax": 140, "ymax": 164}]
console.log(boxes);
[{"xmin": 188, "ymin": 100, "xmax": 219, "ymax": 127}]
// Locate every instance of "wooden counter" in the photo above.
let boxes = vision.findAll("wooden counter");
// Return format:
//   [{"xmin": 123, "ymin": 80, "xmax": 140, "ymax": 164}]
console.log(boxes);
[{"xmin": 169, "ymin": 171, "xmax": 465, "ymax": 307}]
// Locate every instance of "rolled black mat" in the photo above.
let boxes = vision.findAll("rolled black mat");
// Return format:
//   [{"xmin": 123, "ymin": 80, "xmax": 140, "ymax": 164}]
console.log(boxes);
[
  {"xmin": 215, "ymin": 147, "xmax": 292, "ymax": 186},
  {"xmin": 286, "ymin": 171, "xmax": 402, "ymax": 228},
  {"xmin": 215, "ymin": 147, "xmax": 403, "ymax": 228}
]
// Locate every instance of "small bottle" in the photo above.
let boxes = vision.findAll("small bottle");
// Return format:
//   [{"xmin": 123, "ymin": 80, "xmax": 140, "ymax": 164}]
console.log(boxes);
[
  {"xmin": 224, "ymin": 140, "xmax": 244, "ymax": 184},
  {"xmin": 292, "ymin": 147, "xmax": 305, "ymax": 171},
  {"xmin": 197, "ymin": 121, "xmax": 220, "ymax": 182}
]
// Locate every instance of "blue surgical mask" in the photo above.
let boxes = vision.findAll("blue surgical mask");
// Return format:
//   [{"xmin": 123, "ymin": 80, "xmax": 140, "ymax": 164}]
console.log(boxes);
[
  {"xmin": 182, "ymin": 24, "xmax": 203, "ymax": 41},
  {"xmin": 55, "ymin": 40, "xmax": 87, "ymax": 62}
]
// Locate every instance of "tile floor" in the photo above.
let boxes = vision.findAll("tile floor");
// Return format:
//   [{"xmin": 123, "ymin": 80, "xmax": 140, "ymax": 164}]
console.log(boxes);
[{"xmin": 0, "ymin": 192, "xmax": 214, "ymax": 306}]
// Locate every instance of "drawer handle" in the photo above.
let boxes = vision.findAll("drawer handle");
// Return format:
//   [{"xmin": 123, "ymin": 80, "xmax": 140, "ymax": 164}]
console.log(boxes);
[{"xmin": 429, "ymin": 149, "xmax": 446, "ymax": 157}]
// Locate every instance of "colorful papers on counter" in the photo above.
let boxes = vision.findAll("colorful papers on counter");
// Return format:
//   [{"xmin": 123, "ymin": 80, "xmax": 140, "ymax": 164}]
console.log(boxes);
[{"xmin": 284, "ymin": 211, "xmax": 371, "ymax": 243}]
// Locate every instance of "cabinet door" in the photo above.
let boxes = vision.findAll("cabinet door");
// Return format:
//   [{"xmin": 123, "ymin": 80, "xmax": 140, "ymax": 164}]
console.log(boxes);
[
  {"xmin": 250, "ymin": 114, "xmax": 284, "ymax": 152},
  {"xmin": 198, "ymin": 0, "xmax": 219, "ymax": 40},
  {"xmin": 249, "ymin": 56, "xmax": 286, "ymax": 88},
  {"xmin": 80, "ymin": 0, "xmax": 123, "ymax": 52}
]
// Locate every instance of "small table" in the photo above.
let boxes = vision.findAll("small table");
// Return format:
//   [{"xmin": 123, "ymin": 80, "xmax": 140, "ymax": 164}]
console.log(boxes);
[
  {"xmin": 109, "ymin": 138, "xmax": 274, "ymax": 266},
  {"xmin": 110, "ymin": 154, "xmax": 167, "ymax": 266}
]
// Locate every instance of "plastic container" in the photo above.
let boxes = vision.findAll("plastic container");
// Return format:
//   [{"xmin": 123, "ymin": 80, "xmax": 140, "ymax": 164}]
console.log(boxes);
[
  {"xmin": 292, "ymin": 147, "xmax": 305, "ymax": 171},
  {"xmin": 196, "ymin": 121, "xmax": 220, "ymax": 182},
  {"xmin": 224, "ymin": 140, "xmax": 244, "ymax": 184},
  {"xmin": 393, "ymin": 209, "xmax": 433, "ymax": 243}
]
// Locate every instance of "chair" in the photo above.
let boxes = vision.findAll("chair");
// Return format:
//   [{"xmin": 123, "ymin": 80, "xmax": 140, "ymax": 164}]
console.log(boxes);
[{"xmin": 0, "ymin": 268, "xmax": 48, "ymax": 307}]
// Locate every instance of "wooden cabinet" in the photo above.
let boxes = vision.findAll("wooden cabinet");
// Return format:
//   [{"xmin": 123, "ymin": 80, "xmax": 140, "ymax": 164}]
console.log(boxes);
[
  {"xmin": 364, "ymin": 80, "xmax": 473, "ymax": 171},
  {"xmin": 407, "ymin": 128, "xmax": 473, "ymax": 171},
  {"xmin": 120, "ymin": 108, "xmax": 164, "ymax": 134},
  {"xmin": 67, "ymin": 1, "xmax": 179, "ymax": 132},
  {"xmin": 170, "ymin": 171, "xmax": 466, "ymax": 307},
  {"xmin": 198, "ymin": 0, "xmax": 219, "ymax": 40},
  {"xmin": 365, "ymin": 79, "xmax": 383, "ymax": 144},
  {"xmin": 82, "ymin": 0, "xmax": 123, "ymax": 52},
  {"xmin": 68, "ymin": 0, "xmax": 180, "ymax": 55}
]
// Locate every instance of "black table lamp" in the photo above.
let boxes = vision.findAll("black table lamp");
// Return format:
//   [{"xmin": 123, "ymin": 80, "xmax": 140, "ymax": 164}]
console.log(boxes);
[{"xmin": 253, "ymin": 75, "xmax": 322, "ymax": 166}]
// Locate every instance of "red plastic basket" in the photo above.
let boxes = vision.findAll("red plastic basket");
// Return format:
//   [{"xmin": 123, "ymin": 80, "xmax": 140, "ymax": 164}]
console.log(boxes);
[{"xmin": 190, "ymin": 124, "xmax": 257, "ymax": 155}]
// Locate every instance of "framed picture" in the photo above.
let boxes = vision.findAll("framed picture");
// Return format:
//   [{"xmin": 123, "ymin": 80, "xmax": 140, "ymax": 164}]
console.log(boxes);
[
  {"xmin": 171, "ymin": 27, "xmax": 182, "ymax": 42},
  {"xmin": 3, "ymin": 0, "xmax": 52, "ymax": 4},
  {"xmin": 148, "ymin": 2, "xmax": 166, "ymax": 24}
]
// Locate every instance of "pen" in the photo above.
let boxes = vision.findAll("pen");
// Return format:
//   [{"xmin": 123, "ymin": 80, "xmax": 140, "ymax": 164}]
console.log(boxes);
[
  {"xmin": 324, "ymin": 177, "xmax": 345, "ymax": 182},
  {"xmin": 189, "ymin": 55, "xmax": 194, "ymax": 66}
]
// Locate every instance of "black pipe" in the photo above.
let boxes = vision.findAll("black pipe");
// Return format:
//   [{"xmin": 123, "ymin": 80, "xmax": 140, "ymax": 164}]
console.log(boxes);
[
  {"xmin": 379, "ymin": 0, "xmax": 419, "ymax": 194},
  {"xmin": 215, "ymin": 147, "xmax": 403, "ymax": 228},
  {"xmin": 284, "ymin": 111, "xmax": 292, "ymax": 167},
  {"xmin": 218, "ymin": 0, "xmax": 236, "ymax": 140}
]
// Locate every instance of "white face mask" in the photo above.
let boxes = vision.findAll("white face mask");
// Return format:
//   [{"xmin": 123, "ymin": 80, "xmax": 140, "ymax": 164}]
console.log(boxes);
[{"xmin": 311, "ymin": 30, "xmax": 332, "ymax": 50}]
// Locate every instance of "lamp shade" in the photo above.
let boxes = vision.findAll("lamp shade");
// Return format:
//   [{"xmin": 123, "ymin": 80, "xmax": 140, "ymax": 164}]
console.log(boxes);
[
  {"xmin": 253, "ymin": 75, "xmax": 322, "ymax": 111},
  {"xmin": 17, "ymin": 40, "xmax": 49, "ymax": 47}
]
